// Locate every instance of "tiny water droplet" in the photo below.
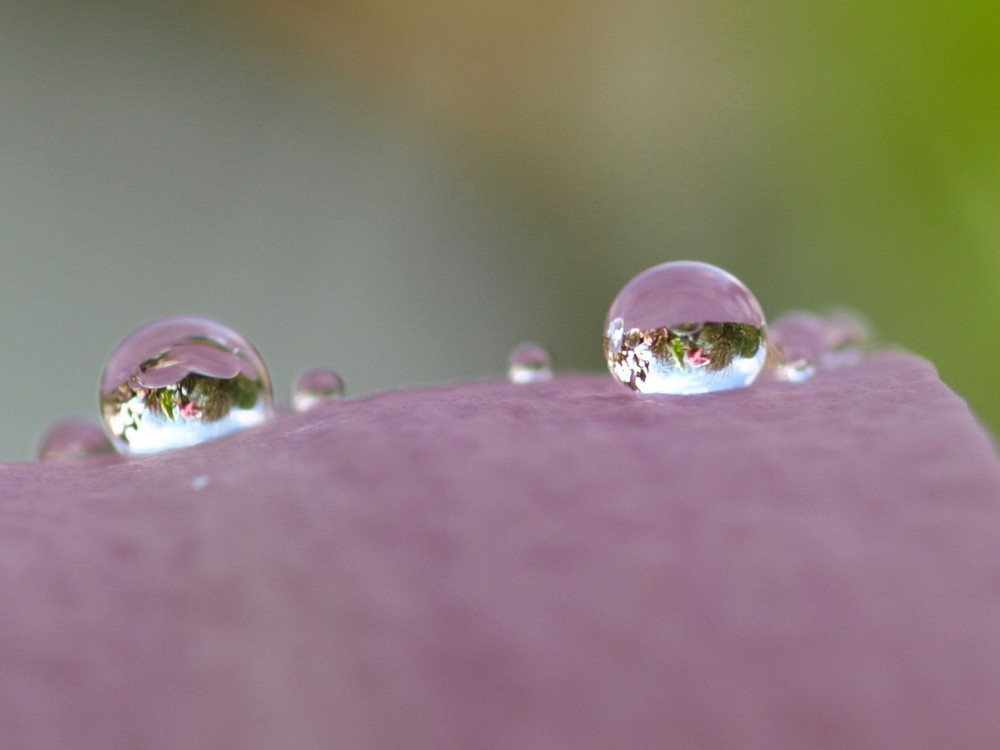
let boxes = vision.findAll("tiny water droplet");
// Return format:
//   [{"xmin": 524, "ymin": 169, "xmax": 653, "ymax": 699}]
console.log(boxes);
[
  {"xmin": 100, "ymin": 317, "xmax": 274, "ymax": 454},
  {"xmin": 771, "ymin": 309, "xmax": 872, "ymax": 383},
  {"xmin": 37, "ymin": 417, "xmax": 114, "ymax": 461},
  {"xmin": 292, "ymin": 367, "xmax": 345, "ymax": 412},
  {"xmin": 508, "ymin": 343, "xmax": 554, "ymax": 384},
  {"xmin": 604, "ymin": 261, "xmax": 768, "ymax": 394}
]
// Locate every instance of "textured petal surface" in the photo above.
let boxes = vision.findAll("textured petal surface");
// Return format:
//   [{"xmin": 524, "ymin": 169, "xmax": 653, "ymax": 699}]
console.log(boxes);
[{"xmin": 0, "ymin": 352, "xmax": 998, "ymax": 749}]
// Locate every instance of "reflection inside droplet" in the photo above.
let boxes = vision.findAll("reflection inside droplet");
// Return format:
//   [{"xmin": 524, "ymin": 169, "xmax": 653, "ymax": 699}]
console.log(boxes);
[
  {"xmin": 100, "ymin": 317, "xmax": 274, "ymax": 454},
  {"xmin": 604, "ymin": 261, "xmax": 769, "ymax": 394},
  {"xmin": 508, "ymin": 343, "xmax": 554, "ymax": 384},
  {"xmin": 292, "ymin": 367, "xmax": 345, "ymax": 412}
]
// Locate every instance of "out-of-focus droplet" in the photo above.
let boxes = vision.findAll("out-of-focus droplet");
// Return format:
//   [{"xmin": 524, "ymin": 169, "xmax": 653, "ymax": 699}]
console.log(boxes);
[
  {"xmin": 604, "ymin": 261, "xmax": 769, "ymax": 394},
  {"xmin": 292, "ymin": 367, "xmax": 345, "ymax": 412},
  {"xmin": 508, "ymin": 343, "xmax": 554, "ymax": 384},
  {"xmin": 100, "ymin": 317, "xmax": 274, "ymax": 454},
  {"xmin": 769, "ymin": 312, "xmax": 827, "ymax": 383},
  {"xmin": 820, "ymin": 309, "xmax": 872, "ymax": 369},
  {"xmin": 37, "ymin": 417, "xmax": 114, "ymax": 461},
  {"xmin": 770, "ymin": 309, "xmax": 873, "ymax": 383}
]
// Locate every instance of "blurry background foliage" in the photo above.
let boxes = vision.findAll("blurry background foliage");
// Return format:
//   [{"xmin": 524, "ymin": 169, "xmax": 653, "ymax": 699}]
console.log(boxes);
[{"xmin": 0, "ymin": 0, "xmax": 997, "ymax": 459}]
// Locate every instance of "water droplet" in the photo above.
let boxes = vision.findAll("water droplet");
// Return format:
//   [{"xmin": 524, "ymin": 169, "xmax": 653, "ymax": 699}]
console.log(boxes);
[
  {"xmin": 768, "ymin": 312, "xmax": 826, "ymax": 383},
  {"xmin": 292, "ymin": 367, "xmax": 345, "ymax": 412},
  {"xmin": 604, "ymin": 261, "xmax": 768, "ymax": 394},
  {"xmin": 771, "ymin": 309, "xmax": 872, "ymax": 383},
  {"xmin": 508, "ymin": 343, "xmax": 554, "ymax": 384},
  {"xmin": 100, "ymin": 317, "xmax": 274, "ymax": 454},
  {"xmin": 821, "ymin": 309, "xmax": 872, "ymax": 369},
  {"xmin": 37, "ymin": 417, "xmax": 114, "ymax": 461}
]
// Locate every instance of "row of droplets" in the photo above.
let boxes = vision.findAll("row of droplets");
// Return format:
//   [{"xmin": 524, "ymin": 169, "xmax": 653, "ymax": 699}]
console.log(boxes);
[
  {"xmin": 38, "ymin": 340, "xmax": 554, "ymax": 461},
  {"xmin": 37, "ymin": 261, "xmax": 870, "ymax": 461},
  {"xmin": 37, "ymin": 340, "xmax": 552, "ymax": 461}
]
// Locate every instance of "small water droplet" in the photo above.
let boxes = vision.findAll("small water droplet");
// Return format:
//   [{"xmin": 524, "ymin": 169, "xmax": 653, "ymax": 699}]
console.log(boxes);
[
  {"xmin": 771, "ymin": 309, "xmax": 872, "ymax": 382},
  {"xmin": 769, "ymin": 312, "xmax": 826, "ymax": 383},
  {"xmin": 190, "ymin": 475, "xmax": 211, "ymax": 491},
  {"xmin": 604, "ymin": 261, "xmax": 768, "ymax": 394},
  {"xmin": 292, "ymin": 367, "xmax": 345, "ymax": 412},
  {"xmin": 820, "ymin": 309, "xmax": 872, "ymax": 369},
  {"xmin": 100, "ymin": 317, "xmax": 274, "ymax": 454},
  {"xmin": 508, "ymin": 343, "xmax": 554, "ymax": 384},
  {"xmin": 37, "ymin": 417, "xmax": 114, "ymax": 461}
]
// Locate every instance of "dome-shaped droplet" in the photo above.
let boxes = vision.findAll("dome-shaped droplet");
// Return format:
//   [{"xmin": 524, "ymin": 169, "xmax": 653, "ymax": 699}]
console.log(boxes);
[
  {"xmin": 37, "ymin": 417, "xmax": 114, "ymax": 461},
  {"xmin": 769, "ymin": 312, "xmax": 827, "ymax": 383},
  {"xmin": 820, "ymin": 309, "xmax": 872, "ymax": 369},
  {"xmin": 771, "ymin": 309, "xmax": 872, "ymax": 383},
  {"xmin": 100, "ymin": 317, "xmax": 274, "ymax": 454},
  {"xmin": 508, "ymin": 343, "xmax": 554, "ymax": 384},
  {"xmin": 604, "ymin": 261, "xmax": 768, "ymax": 394},
  {"xmin": 292, "ymin": 367, "xmax": 345, "ymax": 412}
]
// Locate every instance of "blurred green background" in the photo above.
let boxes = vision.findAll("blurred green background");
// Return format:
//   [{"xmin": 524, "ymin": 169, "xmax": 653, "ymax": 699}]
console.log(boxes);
[{"xmin": 1, "ymin": 0, "xmax": 997, "ymax": 459}]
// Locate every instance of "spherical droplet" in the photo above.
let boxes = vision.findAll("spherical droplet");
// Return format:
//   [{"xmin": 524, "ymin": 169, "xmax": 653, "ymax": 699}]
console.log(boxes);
[
  {"xmin": 771, "ymin": 309, "xmax": 872, "ymax": 383},
  {"xmin": 100, "ymin": 317, "xmax": 274, "ymax": 454},
  {"xmin": 604, "ymin": 261, "xmax": 768, "ymax": 394},
  {"xmin": 292, "ymin": 367, "xmax": 345, "ymax": 412},
  {"xmin": 37, "ymin": 417, "xmax": 114, "ymax": 461},
  {"xmin": 508, "ymin": 343, "xmax": 554, "ymax": 384}
]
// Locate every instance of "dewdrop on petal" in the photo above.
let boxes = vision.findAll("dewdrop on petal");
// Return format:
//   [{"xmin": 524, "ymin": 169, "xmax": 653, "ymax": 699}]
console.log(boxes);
[
  {"xmin": 292, "ymin": 367, "xmax": 345, "ymax": 412},
  {"xmin": 100, "ymin": 317, "xmax": 274, "ymax": 454},
  {"xmin": 604, "ymin": 261, "xmax": 768, "ymax": 394},
  {"xmin": 507, "ymin": 343, "xmax": 554, "ymax": 384}
]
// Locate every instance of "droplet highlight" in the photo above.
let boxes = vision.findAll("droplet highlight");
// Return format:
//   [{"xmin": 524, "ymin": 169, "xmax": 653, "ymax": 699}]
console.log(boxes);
[
  {"xmin": 292, "ymin": 367, "xmax": 345, "ymax": 412},
  {"xmin": 37, "ymin": 417, "xmax": 114, "ymax": 461},
  {"xmin": 190, "ymin": 475, "xmax": 211, "ymax": 491},
  {"xmin": 771, "ymin": 309, "xmax": 872, "ymax": 383},
  {"xmin": 508, "ymin": 343, "xmax": 553, "ymax": 384},
  {"xmin": 100, "ymin": 317, "xmax": 274, "ymax": 454},
  {"xmin": 604, "ymin": 261, "xmax": 768, "ymax": 394}
]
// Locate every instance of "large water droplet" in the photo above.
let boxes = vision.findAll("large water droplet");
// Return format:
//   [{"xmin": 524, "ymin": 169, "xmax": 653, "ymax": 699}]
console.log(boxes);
[
  {"xmin": 771, "ymin": 309, "xmax": 871, "ymax": 383},
  {"xmin": 292, "ymin": 367, "xmax": 345, "ymax": 412},
  {"xmin": 100, "ymin": 317, "xmax": 274, "ymax": 454},
  {"xmin": 604, "ymin": 261, "xmax": 768, "ymax": 394},
  {"xmin": 37, "ymin": 417, "xmax": 114, "ymax": 461},
  {"xmin": 508, "ymin": 343, "xmax": 553, "ymax": 384}
]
